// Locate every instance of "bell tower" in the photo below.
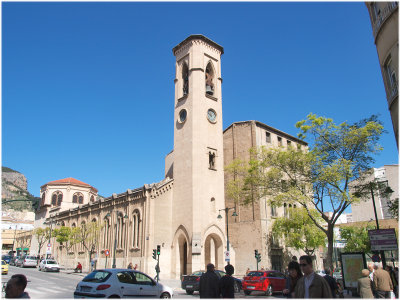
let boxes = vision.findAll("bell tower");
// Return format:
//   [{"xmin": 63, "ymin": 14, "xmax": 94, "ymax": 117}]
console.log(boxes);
[{"xmin": 171, "ymin": 35, "xmax": 226, "ymax": 275}]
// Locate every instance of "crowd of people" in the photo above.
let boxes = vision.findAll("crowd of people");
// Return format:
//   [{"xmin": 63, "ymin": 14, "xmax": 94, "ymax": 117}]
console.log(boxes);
[{"xmin": 359, "ymin": 262, "xmax": 398, "ymax": 298}]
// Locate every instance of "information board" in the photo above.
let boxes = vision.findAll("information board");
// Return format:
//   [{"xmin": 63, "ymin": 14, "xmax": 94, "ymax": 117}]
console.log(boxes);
[
  {"xmin": 340, "ymin": 252, "xmax": 367, "ymax": 289},
  {"xmin": 368, "ymin": 229, "xmax": 398, "ymax": 251}
]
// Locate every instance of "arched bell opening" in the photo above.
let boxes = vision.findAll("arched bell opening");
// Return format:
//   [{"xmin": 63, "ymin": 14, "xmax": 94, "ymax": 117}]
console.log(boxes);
[
  {"xmin": 205, "ymin": 62, "xmax": 215, "ymax": 96},
  {"xmin": 182, "ymin": 63, "xmax": 189, "ymax": 96}
]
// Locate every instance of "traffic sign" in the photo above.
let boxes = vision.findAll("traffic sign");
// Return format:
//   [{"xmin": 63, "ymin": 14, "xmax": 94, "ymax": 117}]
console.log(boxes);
[
  {"xmin": 369, "ymin": 229, "xmax": 398, "ymax": 251},
  {"xmin": 47, "ymin": 243, "xmax": 51, "ymax": 247},
  {"xmin": 224, "ymin": 251, "xmax": 230, "ymax": 261},
  {"xmin": 46, "ymin": 246, "xmax": 52, "ymax": 254},
  {"xmin": 104, "ymin": 249, "xmax": 110, "ymax": 256},
  {"xmin": 371, "ymin": 254, "xmax": 381, "ymax": 262}
]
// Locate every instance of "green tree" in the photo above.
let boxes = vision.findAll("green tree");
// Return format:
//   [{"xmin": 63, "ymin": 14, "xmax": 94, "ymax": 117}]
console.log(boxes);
[
  {"xmin": 76, "ymin": 221, "xmax": 103, "ymax": 268},
  {"xmin": 272, "ymin": 207, "xmax": 326, "ymax": 256},
  {"xmin": 53, "ymin": 226, "xmax": 80, "ymax": 263},
  {"xmin": 388, "ymin": 198, "xmax": 399, "ymax": 220},
  {"xmin": 339, "ymin": 224, "xmax": 375, "ymax": 254},
  {"xmin": 33, "ymin": 227, "xmax": 50, "ymax": 257},
  {"xmin": 227, "ymin": 113, "xmax": 385, "ymax": 269}
]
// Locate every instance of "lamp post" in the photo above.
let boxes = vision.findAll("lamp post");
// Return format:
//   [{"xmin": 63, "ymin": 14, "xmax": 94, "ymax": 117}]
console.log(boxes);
[
  {"xmin": 217, "ymin": 207, "xmax": 238, "ymax": 264},
  {"xmin": 43, "ymin": 216, "xmax": 59, "ymax": 259},
  {"xmin": 106, "ymin": 212, "xmax": 128, "ymax": 268},
  {"xmin": 10, "ymin": 225, "xmax": 19, "ymax": 257},
  {"xmin": 369, "ymin": 180, "xmax": 394, "ymax": 269}
]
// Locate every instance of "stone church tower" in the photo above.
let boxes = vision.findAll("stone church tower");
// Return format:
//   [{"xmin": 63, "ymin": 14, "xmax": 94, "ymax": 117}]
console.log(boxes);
[{"xmin": 168, "ymin": 35, "xmax": 228, "ymax": 277}]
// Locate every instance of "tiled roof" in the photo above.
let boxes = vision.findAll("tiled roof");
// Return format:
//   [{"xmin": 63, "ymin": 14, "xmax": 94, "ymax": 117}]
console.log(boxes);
[{"xmin": 41, "ymin": 177, "xmax": 98, "ymax": 192}]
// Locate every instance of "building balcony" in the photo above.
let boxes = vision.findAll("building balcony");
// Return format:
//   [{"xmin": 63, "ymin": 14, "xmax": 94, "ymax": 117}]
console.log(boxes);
[{"xmin": 373, "ymin": 2, "xmax": 398, "ymax": 40}]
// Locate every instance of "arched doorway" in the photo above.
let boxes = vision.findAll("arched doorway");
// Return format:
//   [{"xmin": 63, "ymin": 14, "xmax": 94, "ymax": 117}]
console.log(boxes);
[
  {"xmin": 172, "ymin": 226, "xmax": 190, "ymax": 279},
  {"xmin": 204, "ymin": 233, "xmax": 224, "ymax": 270}
]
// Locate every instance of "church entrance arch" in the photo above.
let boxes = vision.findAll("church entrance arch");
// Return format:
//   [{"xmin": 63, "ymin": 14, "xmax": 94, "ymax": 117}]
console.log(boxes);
[
  {"xmin": 172, "ymin": 226, "xmax": 190, "ymax": 279},
  {"xmin": 204, "ymin": 233, "xmax": 224, "ymax": 270}
]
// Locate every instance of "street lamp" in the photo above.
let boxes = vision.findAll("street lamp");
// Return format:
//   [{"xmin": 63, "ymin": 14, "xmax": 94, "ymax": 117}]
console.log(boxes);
[
  {"xmin": 9, "ymin": 225, "xmax": 19, "ymax": 257},
  {"xmin": 106, "ymin": 212, "xmax": 128, "ymax": 268},
  {"xmin": 369, "ymin": 180, "xmax": 394, "ymax": 268},
  {"xmin": 217, "ymin": 207, "xmax": 238, "ymax": 263}
]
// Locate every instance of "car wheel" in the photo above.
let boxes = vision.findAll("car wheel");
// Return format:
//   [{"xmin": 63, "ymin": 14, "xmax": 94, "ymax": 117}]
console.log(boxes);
[
  {"xmin": 265, "ymin": 285, "xmax": 273, "ymax": 296},
  {"xmin": 244, "ymin": 290, "xmax": 251, "ymax": 296},
  {"xmin": 160, "ymin": 292, "xmax": 171, "ymax": 299},
  {"xmin": 186, "ymin": 290, "xmax": 194, "ymax": 295},
  {"xmin": 234, "ymin": 282, "xmax": 240, "ymax": 293}
]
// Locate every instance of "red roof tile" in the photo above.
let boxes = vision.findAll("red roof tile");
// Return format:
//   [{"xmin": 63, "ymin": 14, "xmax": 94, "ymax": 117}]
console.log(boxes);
[{"xmin": 41, "ymin": 177, "xmax": 98, "ymax": 192}]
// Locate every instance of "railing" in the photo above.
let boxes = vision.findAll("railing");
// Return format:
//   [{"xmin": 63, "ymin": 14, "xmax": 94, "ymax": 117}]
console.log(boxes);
[{"xmin": 373, "ymin": 2, "xmax": 398, "ymax": 39}]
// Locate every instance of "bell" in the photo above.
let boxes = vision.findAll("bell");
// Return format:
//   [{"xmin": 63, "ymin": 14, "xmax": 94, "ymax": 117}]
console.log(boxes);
[{"xmin": 206, "ymin": 85, "xmax": 214, "ymax": 95}]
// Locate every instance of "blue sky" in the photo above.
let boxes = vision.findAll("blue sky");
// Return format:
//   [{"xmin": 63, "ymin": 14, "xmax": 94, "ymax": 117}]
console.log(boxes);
[{"xmin": 3, "ymin": 2, "xmax": 398, "ymax": 201}]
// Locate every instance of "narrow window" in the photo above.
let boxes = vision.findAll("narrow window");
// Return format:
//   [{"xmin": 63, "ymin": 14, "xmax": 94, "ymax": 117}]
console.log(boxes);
[
  {"xmin": 209, "ymin": 152, "xmax": 216, "ymax": 170},
  {"xmin": 73, "ymin": 195, "xmax": 78, "ymax": 203},
  {"xmin": 41, "ymin": 192, "xmax": 46, "ymax": 207},
  {"xmin": 278, "ymin": 137, "xmax": 282, "ymax": 146},
  {"xmin": 287, "ymin": 140, "xmax": 292, "ymax": 147},
  {"xmin": 182, "ymin": 63, "xmax": 189, "ymax": 96},
  {"xmin": 57, "ymin": 193, "xmax": 63, "ymax": 206},
  {"xmin": 52, "ymin": 194, "xmax": 57, "ymax": 206},
  {"xmin": 284, "ymin": 203, "xmax": 288, "ymax": 217},
  {"xmin": 90, "ymin": 196, "xmax": 95, "ymax": 202},
  {"xmin": 266, "ymin": 132, "xmax": 271, "ymax": 143},
  {"xmin": 51, "ymin": 191, "xmax": 63, "ymax": 206},
  {"xmin": 271, "ymin": 203, "xmax": 277, "ymax": 217},
  {"xmin": 385, "ymin": 56, "xmax": 398, "ymax": 96},
  {"xmin": 133, "ymin": 215, "xmax": 137, "ymax": 248}
]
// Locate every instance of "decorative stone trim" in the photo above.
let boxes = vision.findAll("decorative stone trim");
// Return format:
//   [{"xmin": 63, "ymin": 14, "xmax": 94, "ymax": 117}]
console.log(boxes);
[
  {"xmin": 178, "ymin": 95, "xmax": 188, "ymax": 102},
  {"xmin": 190, "ymin": 68, "xmax": 204, "ymax": 73},
  {"xmin": 206, "ymin": 94, "xmax": 218, "ymax": 102}
]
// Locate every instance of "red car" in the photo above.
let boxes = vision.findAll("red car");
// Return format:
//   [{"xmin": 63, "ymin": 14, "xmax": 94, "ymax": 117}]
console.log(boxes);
[{"xmin": 242, "ymin": 270, "xmax": 286, "ymax": 296}]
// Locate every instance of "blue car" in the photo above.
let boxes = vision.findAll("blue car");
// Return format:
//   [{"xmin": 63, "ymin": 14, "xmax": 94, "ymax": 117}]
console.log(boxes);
[{"xmin": 1, "ymin": 255, "xmax": 11, "ymax": 264}]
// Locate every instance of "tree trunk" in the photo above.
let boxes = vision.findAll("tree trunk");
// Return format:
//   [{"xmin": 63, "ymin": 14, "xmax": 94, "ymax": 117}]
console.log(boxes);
[{"xmin": 326, "ymin": 223, "xmax": 334, "ymax": 270}]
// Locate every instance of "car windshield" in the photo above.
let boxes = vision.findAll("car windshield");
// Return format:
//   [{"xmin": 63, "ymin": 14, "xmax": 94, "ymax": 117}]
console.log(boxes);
[
  {"xmin": 46, "ymin": 260, "xmax": 57, "ymax": 264},
  {"xmin": 83, "ymin": 271, "xmax": 112, "ymax": 283},
  {"xmin": 2, "ymin": 256, "xmax": 11, "ymax": 260},
  {"xmin": 247, "ymin": 272, "xmax": 264, "ymax": 277},
  {"xmin": 26, "ymin": 256, "xmax": 36, "ymax": 260}
]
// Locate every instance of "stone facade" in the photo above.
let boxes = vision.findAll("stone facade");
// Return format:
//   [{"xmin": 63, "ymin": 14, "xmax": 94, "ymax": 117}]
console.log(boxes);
[{"xmin": 366, "ymin": 2, "xmax": 399, "ymax": 147}]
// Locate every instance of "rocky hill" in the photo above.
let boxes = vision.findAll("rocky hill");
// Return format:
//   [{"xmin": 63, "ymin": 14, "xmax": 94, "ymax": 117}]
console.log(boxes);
[{"xmin": 2, "ymin": 167, "xmax": 37, "ymax": 211}]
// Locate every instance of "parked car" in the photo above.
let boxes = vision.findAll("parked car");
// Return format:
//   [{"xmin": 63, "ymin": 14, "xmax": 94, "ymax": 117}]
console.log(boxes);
[
  {"xmin": 74, "ymin": 269, "xmax": 173, "ymax": 298},
  {"xmin": 2, "ymin": 260, "xmax": 9, "ymax": 275},
  {"xmin": 242, "ymin": 270, "xmax": 286, "ymax": 296},
  {"xmin": 15, "ymin": 257, "xmax": 25, "ymax": 267},
  {"xmin": 9, "ymin": 256, "xmax": 20, "ymax": 266},
  {"xmin": 181, "ymin": 269, "xmax": 242, "ymax": 295},
  {"xmin": 2, "ymin": 255, "xmax": 12, "ymax": 264},
  {"xmin": 17, "ymin": 255, "xmax": 37, "ymax": 268},
  {"xmin": 39, "ymin": 259, "xmax": 60, "ymax": 272}
]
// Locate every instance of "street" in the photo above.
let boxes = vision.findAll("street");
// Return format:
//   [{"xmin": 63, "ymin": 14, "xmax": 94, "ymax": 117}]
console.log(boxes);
[{"xmin": 3, "ymin": 266, "xmax": 285, "ymax": 298}]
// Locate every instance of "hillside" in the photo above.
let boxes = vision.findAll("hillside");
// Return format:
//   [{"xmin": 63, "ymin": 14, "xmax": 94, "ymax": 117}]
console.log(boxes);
[{"xmin": 2, "ymin": 166, "xmax": 37, "ymax": 211}]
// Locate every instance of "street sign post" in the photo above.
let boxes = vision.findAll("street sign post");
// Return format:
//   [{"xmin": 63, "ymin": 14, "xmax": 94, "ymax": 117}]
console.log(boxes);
[
  {"xmin": 224, "ymin": 251, "xmax": 230, "ymax": 262},
  {"xmin": 368, "ymin": 229, "xmax": 398, "ymax": 251},
  {"xmin": 104, "ymin": 249, "xmax": 110, "ymax": 268}
]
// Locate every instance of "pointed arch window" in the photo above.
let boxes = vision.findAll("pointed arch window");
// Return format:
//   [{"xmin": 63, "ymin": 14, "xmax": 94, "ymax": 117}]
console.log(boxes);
[
  {"xmin": 205, "ymin": 62, "xmax": 215, "ymax": 96},
  {"xmin": 132, "ymin": 210, "xmax": 141, "ymax": 248},
  {"xmin": 51, "ymin": 191, "xmax": 63, "ymax": 206},
  {"xmin": 182, "ymin": 63, "xmax": 189, "ymax": 96},
  {"xmin": 41, "ymin": 192, "xmax": 46, "ymax": 207}
]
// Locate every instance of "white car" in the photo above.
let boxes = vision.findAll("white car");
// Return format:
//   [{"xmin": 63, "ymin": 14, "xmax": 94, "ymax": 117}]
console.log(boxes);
[
  {"xmin": 74, "ymin": 269, "xmax": 173, "ymax": 298},
  {"xmin": 39, "ymin": 259, "xmax": 61, "ymax": 272}
]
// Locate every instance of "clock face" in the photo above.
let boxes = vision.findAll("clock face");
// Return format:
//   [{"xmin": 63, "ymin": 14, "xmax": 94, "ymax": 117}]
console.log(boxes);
[
  {"xmin": 207, "ymin": 109, "xmax": 217, "ymax": 123},
  {"xmin": 179, "ymin": 109, "xmax": 187, "ymax": 123}
]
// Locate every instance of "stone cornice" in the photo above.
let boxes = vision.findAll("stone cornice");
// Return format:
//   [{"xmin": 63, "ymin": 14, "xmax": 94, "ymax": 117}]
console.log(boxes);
[{"xmin": 173, "ymin": 35, "xmax": 224, "ymax": 56}]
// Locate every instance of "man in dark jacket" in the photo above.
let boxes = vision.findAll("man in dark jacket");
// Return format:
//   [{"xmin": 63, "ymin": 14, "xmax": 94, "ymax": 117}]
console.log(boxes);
[
  {"xmin": 323, "ymin": 268, "xmax": 337, "ymax": 298},
  {"xmin": 199, "ymin": 263, "xmax": 220, "ymax": 298},
  {"xmin": 219, "ymin": 264, "xmax": 235, "ymax": 298}
]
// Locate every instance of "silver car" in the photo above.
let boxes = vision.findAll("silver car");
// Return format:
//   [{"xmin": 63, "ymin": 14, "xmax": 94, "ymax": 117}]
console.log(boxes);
[
  {"xmin": 18, "ymin": 255, "xmax": 37, "ymax": 268},
  {"xmin": 74, "ymin": 269, "xmax": 173, "ymax": 298},
  {"xmin": 39, "ymin": 259, "xmax": 60, "ymax": 272}
]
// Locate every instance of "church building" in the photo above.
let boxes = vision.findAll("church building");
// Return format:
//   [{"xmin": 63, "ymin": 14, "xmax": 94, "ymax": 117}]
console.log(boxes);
[{"xmin": 33, "ymin": 35, "xmax": 322, "ymax": 278}]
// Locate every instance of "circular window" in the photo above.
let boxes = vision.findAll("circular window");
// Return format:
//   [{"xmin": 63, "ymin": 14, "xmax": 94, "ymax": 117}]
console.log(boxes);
[
  {"xmin": 179, "ymin": 109, "xmax": 187, "ymax": 123},
  {"xmin": 207, "ymin": 109, "xmax": 217, "ymax": 123}
]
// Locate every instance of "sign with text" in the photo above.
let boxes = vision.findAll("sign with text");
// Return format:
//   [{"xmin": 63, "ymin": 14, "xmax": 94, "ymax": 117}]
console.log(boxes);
[{"xmin": 368, "ymin": 229, "xmax": 398, "ymax": 251}]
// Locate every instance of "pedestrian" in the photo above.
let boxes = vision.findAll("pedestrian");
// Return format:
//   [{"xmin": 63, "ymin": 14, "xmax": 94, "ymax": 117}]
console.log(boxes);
[
  {"xmin": 134, "ymin": 264, "xmax": 138, "ymax": 270},
  {"xmin": 246, "ymin": 268, "xmax": 250, "ymax": 275},
  {"xmin": 283, "ymin": 261, "xmax": 303, "ymax": 298},
  {"xmin": 323, "ymin": 268, "xmax": 338, "ymax": 298},
  {"xmin": 358, "ymin": 269, "xmax": 375, "ymax": 298},
  {"xmin": 385, "ymin": 266, "xmax": 398, "ymax": 297},
  {"xmin": 127, "ymin": 262, "xmax": 133, "ymax": 269},
  {"xmin": 5, "ymin": 274, "xmax": 30, "ymax": 298},
  {"xmin": 294, "ymin": 255, "xmax": 332, "ymax": 298},
  {"xmin": 219, "ymin": 264, "xmax": 235, "ymax": 298},
  {"xmin": 373, "ymin": 263, "xmax": 394, "ymax": 298},
  {"xmin": 199, "ymin": 263, "xmax": 220, "ymax": 298}
]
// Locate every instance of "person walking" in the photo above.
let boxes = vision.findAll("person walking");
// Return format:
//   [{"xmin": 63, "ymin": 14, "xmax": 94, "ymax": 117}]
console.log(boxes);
[
  {"xmin": 294, "ymin": 255, "xmax": 332, "ymax": 298},
  {"xmin": 373, "ymin": 263, "xmax": 394, "ymax": 298},
  {"xmin": 219, "ymin": 264, "xmax": 235, "ymax": 298},
  {"xmin": 5, "ymin": 274, "xmax": 30, "ymax": 298},
  {"xmin": 358, "ymin": 269, "xmax": 375, "ymax": 298},
  {"xmin": 199, "ymin": 263, "xmax": 220, "ymax": 298},
  {"xmin": 283, "ymin": 261, "xmax": 303, "ymax": 298},
  {"xmin": 323, "ymin": 268, "xmax": 338, "ymax": 298},
  {"xmin": 127, "ymin": 262, "xmax": 133, "ymax": 269},
  {"xmin": 385, "ymin": 266, "xmax": 398, "ymax": 298}
]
